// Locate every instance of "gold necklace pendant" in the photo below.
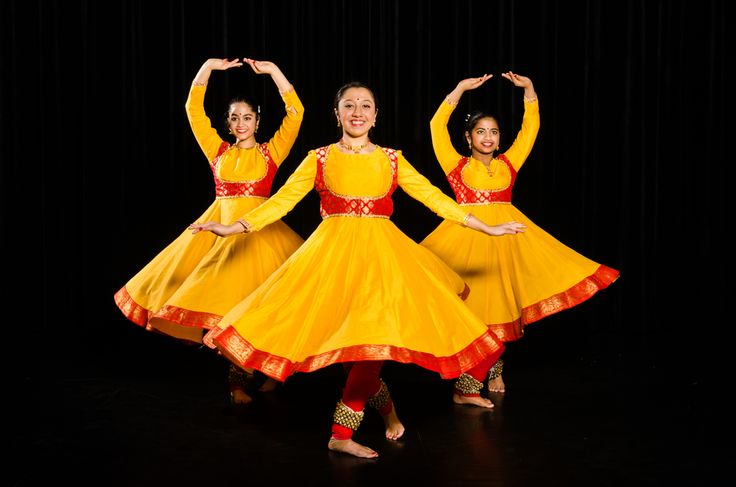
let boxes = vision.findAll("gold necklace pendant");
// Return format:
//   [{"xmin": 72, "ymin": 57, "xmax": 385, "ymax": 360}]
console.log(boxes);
[{"xmin": 339, "ymin": 139, "xmax": 367, "ymax": 153}]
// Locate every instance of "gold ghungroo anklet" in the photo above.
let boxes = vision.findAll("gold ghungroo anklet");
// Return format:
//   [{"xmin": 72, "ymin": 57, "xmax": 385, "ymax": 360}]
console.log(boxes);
[
  {"xmin": 333, "ymin": 401, "xmax": 365, "ymax": 430},
  {"xmin": 454, "ymin": 373, "xmax": 484, "ymax": 396},
  {"xmin": 228, "ymin": 364, "xmax": 253, "ymax": 390},
  {"xmin": 367, "ymin": 379, "xmax": 391, "ymax": 411},
  {"xmin": 488, "ymin": 359, "xmax": 504, "ymax": 381}
]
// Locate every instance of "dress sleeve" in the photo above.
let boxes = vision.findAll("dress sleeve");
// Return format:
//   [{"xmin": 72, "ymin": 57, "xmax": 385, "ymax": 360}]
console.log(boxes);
[
  {"xmin": 396, "ymin": 152, "xmax": 468, "ymax": 225},
  {"xmin": 185, "ymin": 85, "xmax": 225, "ymax": 162},
  {"xmin": 266, "ymin": 89, "xmax": 305, "ymax": 166},
  {"xmin": 240, "ymin": 151, "xmax": 317, "ymax": 231},
  {"xmin": 429, "ymin": 100, "xmax": 463, "ymax": 175},
  {"xmin": 502, "ymin": 99, "xmax": 540, "ymax": 172}
]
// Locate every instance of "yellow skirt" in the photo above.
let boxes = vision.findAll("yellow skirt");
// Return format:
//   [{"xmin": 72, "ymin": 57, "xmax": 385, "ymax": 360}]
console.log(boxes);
[
  {"xmin": 420, "ymin": 203, "xmax": 619, "ymax": 341},
  {"xmin": 114, "ymin": 197, "xmax": 304, "ymax": 343},
  {"xmin": 205, "ymin": 216, "xmax": 504, "ymax": 381}
]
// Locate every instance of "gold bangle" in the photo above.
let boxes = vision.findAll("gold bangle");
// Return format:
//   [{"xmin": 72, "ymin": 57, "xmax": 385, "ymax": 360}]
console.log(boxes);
[
  {"xmin": 236, "ymin": 219, "xmax": 250, "ymax": 233},
  {"xmin": 523, "ymin": 95, "xmax": 538, "ymax": 103}
]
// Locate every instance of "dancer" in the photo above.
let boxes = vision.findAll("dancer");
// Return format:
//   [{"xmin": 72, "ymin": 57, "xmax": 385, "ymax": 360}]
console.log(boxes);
[
  {"xmin": 421, "ymin": 72, "xmax": 619, "ymax": 392},
  {"xmin": 190, "ymin": 81, "xmax": 526, "ymax": 458},
  {"xmin": 114, "ymin": 57, "xmax": 305, "ymax": 404}
]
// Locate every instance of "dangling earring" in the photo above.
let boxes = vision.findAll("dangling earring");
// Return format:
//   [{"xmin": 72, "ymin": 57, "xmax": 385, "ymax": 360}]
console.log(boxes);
[
  {"xmin": 337, "ymin": 119, "xmax": 341, "ymax": 127},
  {"xmin": 468, "ymin": 142, "xmax": 472, "ymax": 150},
  {"xmin": 372, "ymin": 120, "xmax": 376, "ymax": 127}
]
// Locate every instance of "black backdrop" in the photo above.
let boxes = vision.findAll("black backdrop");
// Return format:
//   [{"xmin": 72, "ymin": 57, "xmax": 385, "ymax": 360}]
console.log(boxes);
[{"xmin": 1, "ymin": 1, "xmax": 727, "ymax": 390}]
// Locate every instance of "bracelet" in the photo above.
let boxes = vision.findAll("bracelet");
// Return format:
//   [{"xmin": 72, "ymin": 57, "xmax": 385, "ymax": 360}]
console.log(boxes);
[
  {"xmin": 445, "ymin": 97, "xmax": 458, "ymax": 106},
  {"xmin": 192, "ymin": 80, "xmax": 207, "ymax": 87},
  {"xmin": 523, "ymin": 95, "xmax": 538, "ymax": 103},
  {"xmin": 236, "ymin": 219, "xmax": 251, "ymax": 233}
]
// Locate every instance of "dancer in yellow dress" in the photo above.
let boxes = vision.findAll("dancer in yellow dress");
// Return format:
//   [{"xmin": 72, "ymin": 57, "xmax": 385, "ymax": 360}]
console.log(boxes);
[
  {"xmin": 190, "ymin": 81, "xmax": 526, "ymax": 458},
  {"xmin": 421, "ymin": 72, "xmax": 620, "ymax": 393},
  {"xmin": 114, "ymin": 57, "xmax": 305, "ymax": 404}
]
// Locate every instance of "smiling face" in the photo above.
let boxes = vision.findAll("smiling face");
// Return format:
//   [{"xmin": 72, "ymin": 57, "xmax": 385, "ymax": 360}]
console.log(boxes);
[
  {"xmin": 465, "ymin": 117, "xmax": 500, "ymax": 156},
  {"xmin": 335, "ymin": 87, "xmax": 377, "ymax": 139},
  {"xmin": 228, "ymin": 101, "xmax": 259, "ymax": 145}
]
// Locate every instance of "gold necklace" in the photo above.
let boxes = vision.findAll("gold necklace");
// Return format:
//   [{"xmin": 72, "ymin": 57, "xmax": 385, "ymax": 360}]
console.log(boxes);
[{"xmin": 339, "ymin": 139, "xmax": 368, "ymax": 154}]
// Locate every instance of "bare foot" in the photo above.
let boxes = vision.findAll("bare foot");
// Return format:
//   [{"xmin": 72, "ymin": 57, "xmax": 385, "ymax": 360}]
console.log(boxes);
[
  {"xmin": 381, "ymin": 407, "xmax": 405, "ymax": 440},
  {"xmin": 488, "ymin": 374, "xmax": 506, "ymax": 393},
  {"xmin": 231, "ymin": 389, "xmax": 253, "ymax": 405},
  {"xmin": 453, "ymin": 393, "xmax": 494, "ymax": 408},
  {"xmin": 328, "ymin": 438, "xmax": 379, "ymax": 458},
  {"xmin": 258, "ymin": 377, "xmax": 279, "ymax": 392}
]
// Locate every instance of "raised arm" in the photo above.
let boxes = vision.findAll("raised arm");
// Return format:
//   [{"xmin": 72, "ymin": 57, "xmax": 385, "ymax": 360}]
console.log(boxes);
[
  {"xmin": 500, "ymin": 71, "xmax": 536, "ymax": 102},
  {"xmin": 186, "ymin": 58, "xmax": 245, "ymax": 160},
  {"xmin": 430, "ymin": 75, "xmax": 493, "ymax": 174},
  {"xmin": 499, "ymin": 72, "xmax": 540, "ymax": 172},
  {"xmin": 244, "ymin": 58, "xmax": 305, "ymax": 165},
  {"xmin": 193, "ymin": 58, "xmax": 244, "ymax": 86}
]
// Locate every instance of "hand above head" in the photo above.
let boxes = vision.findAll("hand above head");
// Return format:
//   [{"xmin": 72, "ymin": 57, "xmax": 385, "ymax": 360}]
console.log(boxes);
[
  {"xmin": 501, "ymin": 71, "xmax": 537, "ymax": 101},
  {"xmin": 456, "ymin": 74, "xmax": 493, "ymax": 93},
  {"xmin": 501, "ymin": 71, "xmax": 532, "ymax": 89},
  {"xmin": 207, "ymin": 58, "xmax": 244, "ymax": 71},
  {"xmin": 192, "ymin": 58, "xmax": 244, "ymax": 85},
  {"xmin": 445, "ymin": 74, "xmax": 492, "ymax": 105},
  {"xmin": 244, "ymin": 58, "xmax": 279, "ymax": 76},
  {"xmin": 243, "ymin": 58, "xmax": 292, "ymax": 94}
]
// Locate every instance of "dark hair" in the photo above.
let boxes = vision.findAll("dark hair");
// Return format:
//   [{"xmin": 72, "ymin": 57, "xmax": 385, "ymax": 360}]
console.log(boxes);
[
  {"xmin": 333, "ymin": 81, "xmax": 378, "ymax": 112},
  {"xmin": 464, "ymin": 110, "xmax": 498, "ymax": 133},
  {"xmin": 223, "ymin": 95, "xmax": 261, "ymax": 131}
]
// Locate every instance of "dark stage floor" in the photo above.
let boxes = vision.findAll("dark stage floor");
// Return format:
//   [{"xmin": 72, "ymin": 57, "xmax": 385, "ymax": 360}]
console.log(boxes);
[{"xmin": 15, "ymin": 330, "xmax": 714, "ymax": 487}]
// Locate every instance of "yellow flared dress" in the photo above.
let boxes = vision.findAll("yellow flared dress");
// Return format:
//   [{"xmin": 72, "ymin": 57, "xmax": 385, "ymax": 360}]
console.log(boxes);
[
  {"xmin": 203, "ymin": 145, "xmax": 505, "ymax": 381},
  {"xmin": 420, "ymin": 98, "xmax": 619, "ymax": 342},
  {"xmin": 114, "ymin": 85, "xmax": 305, "ymax": 343}
]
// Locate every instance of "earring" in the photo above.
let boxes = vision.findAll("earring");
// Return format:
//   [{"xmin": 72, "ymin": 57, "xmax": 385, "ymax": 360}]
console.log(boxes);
[
  {"xmin": 337, "ymin": 119, "xmax": 341, "ymax": 127},
  {"xmin": 468, "ymin": 142, "xmax": 472, "ymax": 150},
  {"xmin": 372, "ymin": 120, "xmax": 376, "ymax": 127}
]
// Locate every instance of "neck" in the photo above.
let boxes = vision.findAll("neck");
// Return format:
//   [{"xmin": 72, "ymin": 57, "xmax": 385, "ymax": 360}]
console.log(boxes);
[
  {"xmin": 339, "ymin": 138, "xmax": 370, "ymax": 153},
  {"xmin": 235, "ymin": 138, "xmax": 256, "ymax": 149},
  {"xmin": 471, "ymin": 151, "xmax": 494, "ymax": 165}
]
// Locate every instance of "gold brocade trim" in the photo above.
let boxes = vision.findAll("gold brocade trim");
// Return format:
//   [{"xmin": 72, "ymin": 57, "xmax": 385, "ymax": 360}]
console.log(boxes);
[
  {"xmin": 483, "ymin": 264, "xmax": 621, "ymax": 343},
  {"xmin": 322, "ymin": 213, "xmax": 390, "ymax": 220},
  {"xmin": 151, "ymin": 305, "xmax": 223, "ymax": 330},
  {"xmin": 454, "ymin": 373, "xmax": 484, "ymax": 396},
  {"xmin": 211, "ymin": 325, "xmax": 505, "ymax": 382},
  {"xmin": 215, "ymin": 195, "xmax": 267, "ymax": 201},
  {"xmin": 333, "ymin": 401, "xmax": 365, "ymax": 430},
  {"xmin": 488, "ymin": 319, "xmax": 525, "ymax": 342},
  {"xmin": 458, "ymin": 201, "xmax": 512, "ymax": 206},
  {"xmin": 114, "ymin": 287, "xmax": 150, "ymax": 328},
  {"xmin": 522, "ymin": 264, "xmax": 620, "ymax": 324}
]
